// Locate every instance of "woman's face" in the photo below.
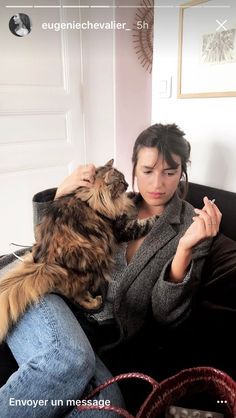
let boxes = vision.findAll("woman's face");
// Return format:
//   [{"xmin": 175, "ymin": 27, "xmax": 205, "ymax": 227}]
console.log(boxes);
[
  {"xmin": 135, "ymin": 147, "xmax": 182, "ymax": 215},
  {"xmin": 13, "ymin": 14, "xmax": 21, "ymax": 24}
]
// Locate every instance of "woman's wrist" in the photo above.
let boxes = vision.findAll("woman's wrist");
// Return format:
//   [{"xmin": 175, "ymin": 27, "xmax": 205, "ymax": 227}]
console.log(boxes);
[
  {"xmin": 54, "ymin": 187, "xmax": 69, "ymax": 200},
  {"xmin": 169, "ymin": 245, "xmax": 192, "ymax": 283}
]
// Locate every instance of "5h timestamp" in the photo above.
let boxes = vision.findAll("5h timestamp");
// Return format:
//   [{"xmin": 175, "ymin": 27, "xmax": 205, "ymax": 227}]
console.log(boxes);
[{"xmin": 136, "ymin": 20, "xmax": 149, "ymax": 30}]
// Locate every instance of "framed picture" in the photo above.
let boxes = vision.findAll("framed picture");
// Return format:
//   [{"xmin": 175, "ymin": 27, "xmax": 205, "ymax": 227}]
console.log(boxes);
[{"xmin": 177, "ymin": 0, "xmax": 236, "ymax": 98}]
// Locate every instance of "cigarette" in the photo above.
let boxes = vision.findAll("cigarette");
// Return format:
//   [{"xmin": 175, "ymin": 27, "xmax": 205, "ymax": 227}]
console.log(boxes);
[{"xmin": 211, "ymin": 199, "xmax": 215, "ymax": 204}]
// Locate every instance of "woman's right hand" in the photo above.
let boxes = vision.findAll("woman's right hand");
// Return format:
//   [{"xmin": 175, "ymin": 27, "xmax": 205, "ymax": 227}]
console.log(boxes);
[
  {"xmin": 178, "ymin": 196, "xmax": 222, "ymax": 251},
  {"xmin": 55, "ymin": 164, "xmax": 96, "ymax": 199}
]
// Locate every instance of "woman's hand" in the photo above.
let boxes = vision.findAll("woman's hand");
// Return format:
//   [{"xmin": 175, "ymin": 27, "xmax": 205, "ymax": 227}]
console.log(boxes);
[
  {"xmin": 178, "ymin": 196, "xmax": 222, "ymax": 251},
  {"xmin": 169, "ymin": 197, "xmax": 222, "ymax": 283},
  {"xmin": 55, "ymin": 164, "xmax": 96, "ymax": 199}
]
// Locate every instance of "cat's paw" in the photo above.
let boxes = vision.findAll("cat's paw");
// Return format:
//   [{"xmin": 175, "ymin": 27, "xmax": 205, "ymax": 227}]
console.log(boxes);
[{"xmin": 77, "ymin": 293, "xmax": 103, "ymax": 310}]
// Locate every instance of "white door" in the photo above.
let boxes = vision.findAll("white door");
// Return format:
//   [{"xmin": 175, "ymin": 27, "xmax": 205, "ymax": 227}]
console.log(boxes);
[{"xmin": 0, "ymin": 0, "xmax": 85, "ymax": 254}]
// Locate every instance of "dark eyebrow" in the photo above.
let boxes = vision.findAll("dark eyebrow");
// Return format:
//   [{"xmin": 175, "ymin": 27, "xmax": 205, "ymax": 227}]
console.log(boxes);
[
  {"xmin": 141, "ymin": 165, "xmax": 155, "ymax": 169},
  {"xmin": 141, "ymin": 164, "xmax": 180, "ymax": 170},
  {"xmin": 163, "ymin": 165, "xmax": 180, "ymax": 171}
]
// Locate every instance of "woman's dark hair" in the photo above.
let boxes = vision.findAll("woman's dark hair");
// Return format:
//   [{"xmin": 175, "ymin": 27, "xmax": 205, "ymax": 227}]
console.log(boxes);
[
  {"xmin": 132, "ymin": 123, "xmax": 191, "ymax": 198},
  {"xmin": 19, "ymin": 13, "xmax": 31, "ymax": 32}
]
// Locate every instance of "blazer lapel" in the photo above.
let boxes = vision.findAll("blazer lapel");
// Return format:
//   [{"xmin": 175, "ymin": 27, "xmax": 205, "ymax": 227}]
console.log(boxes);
[{"xmin": 114, "ymin": 193, "xmax": 183, "ymax": 300}]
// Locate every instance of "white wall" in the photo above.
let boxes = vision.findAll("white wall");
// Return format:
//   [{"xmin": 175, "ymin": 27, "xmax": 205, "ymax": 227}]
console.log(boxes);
[
  {"xmin": 80, "ymin": 0, "xmax": 116, "ymax": 166},
  {"xmin": 81, "ymin": 0, "xmax": 152, "ymax": 189},
  {"xmin": 152, "ymin": 0, "xmax": 236, "ymax": 192},
  {"xmin": 115, "ymin": 1, "xmax": 152, "ymax": 189}
]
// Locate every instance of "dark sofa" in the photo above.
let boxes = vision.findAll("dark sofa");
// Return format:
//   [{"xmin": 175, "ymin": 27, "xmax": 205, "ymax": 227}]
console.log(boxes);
[
  {"xmin": 1, "ymin": 182, "xmax": 236, "ymax": 408},
  {"xmin": 185, "ymin": 183, "xmax": 236, "ymax": 375},
  {"xmin": 182, "ymin": 182, "xmax": 236, "ymax": 372},
  {"xmin": 186, "ymin": 182, "xmax": 236, "ymax": 241}
]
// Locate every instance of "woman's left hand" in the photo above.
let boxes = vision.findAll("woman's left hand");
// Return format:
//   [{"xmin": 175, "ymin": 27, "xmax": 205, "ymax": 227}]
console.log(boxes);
[{"xmin": 178, "ymin": 196, "xmax": 222, "ymax": 251}]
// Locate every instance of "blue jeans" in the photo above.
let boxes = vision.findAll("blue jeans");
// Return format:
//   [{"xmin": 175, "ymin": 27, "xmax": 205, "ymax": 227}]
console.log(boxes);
[{"xmin": 0, "ymin": 294, "xmax": 125, "ymax": 417}]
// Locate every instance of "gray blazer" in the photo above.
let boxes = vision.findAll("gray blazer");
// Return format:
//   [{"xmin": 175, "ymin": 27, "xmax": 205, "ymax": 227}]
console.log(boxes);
[{"xmin": 0, "ymin": 189, "xmax": 211, "ymax": 345}]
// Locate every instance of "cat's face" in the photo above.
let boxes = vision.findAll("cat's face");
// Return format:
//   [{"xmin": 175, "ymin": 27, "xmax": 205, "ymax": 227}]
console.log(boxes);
[{"xmin": 95, "ymin": 159, "xmax": 128, "ymax": 199}]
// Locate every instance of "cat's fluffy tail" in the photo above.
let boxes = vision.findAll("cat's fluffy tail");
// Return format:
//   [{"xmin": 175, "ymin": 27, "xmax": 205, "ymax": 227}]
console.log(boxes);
[{"xmin": 0, "ymin": 253, "xmax": 67, "ymax": 343}]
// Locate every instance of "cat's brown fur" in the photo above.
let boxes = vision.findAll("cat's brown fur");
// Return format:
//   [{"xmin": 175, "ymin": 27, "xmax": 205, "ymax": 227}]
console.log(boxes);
[{"xmin": 0, "ymin": 160, "xmax": 156, "ymax": 342}]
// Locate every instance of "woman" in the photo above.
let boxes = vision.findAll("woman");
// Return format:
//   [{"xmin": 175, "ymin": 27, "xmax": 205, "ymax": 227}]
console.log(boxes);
[
  {"xmin": 12, "ymin": 13, "xmax": 31, "ymax": 37},
  {"xmin": 0, "ymin": 124, "xmax": 221, "ymax": 417}
]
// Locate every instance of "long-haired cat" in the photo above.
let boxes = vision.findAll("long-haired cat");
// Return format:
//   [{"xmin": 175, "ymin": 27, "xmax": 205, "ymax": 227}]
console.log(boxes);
[{"xmin": 0, "ymin": 159, "xmax": 157, "ymax": 342}]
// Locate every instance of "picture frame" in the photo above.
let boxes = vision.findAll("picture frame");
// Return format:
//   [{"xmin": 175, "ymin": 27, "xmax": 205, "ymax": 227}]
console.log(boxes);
[{"xmin": 177, "ymin": 0, "xmax": 236, "ymax": 98}]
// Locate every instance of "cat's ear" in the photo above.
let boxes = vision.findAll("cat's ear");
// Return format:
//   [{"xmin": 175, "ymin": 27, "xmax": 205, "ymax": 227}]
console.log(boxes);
[
  {"xmin": 105, "ymin": 159, "xmax": 114, "ymax": 168},
  {"xmin": 104, "ymin": 169, "xmax": 115, "ymax": 184}
]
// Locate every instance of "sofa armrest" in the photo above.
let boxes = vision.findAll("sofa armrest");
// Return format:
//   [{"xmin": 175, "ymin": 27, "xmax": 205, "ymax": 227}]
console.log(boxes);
[{"xmin": 186, "ymin": 182, "xmax": 236, "ymax": 241}]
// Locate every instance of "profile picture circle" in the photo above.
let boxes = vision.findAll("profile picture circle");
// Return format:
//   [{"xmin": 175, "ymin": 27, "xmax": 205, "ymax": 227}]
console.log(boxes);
[{"xmin": 9, "ymin": 13, "xmax": 31, "ymax": 37}]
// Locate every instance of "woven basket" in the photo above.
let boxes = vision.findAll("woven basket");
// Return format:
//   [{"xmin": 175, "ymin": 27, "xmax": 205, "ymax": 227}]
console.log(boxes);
[{"xmin": 77, "ymin": 367, "xmax": 236, "ymax": 417}]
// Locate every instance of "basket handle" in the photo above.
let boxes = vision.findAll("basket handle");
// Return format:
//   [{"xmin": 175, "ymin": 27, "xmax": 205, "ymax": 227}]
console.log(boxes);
[
  {"xmin": 84, "ymin": 372, "xmax": 159, "ymax": 400},
  {"xmin": 77, "ymin": 372, "xmax": 160, "ymax": 416}
]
